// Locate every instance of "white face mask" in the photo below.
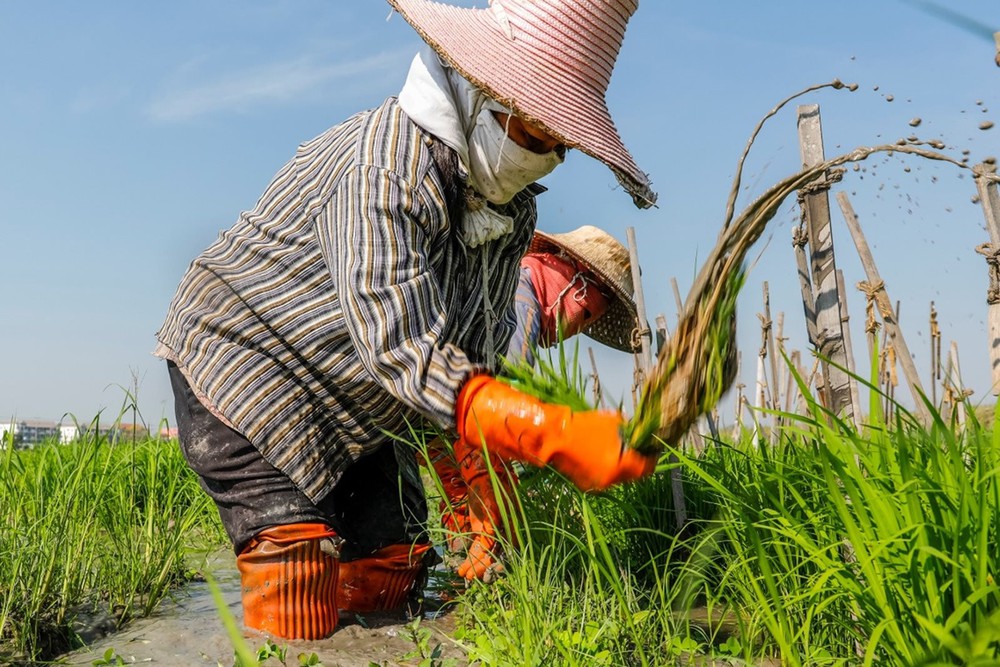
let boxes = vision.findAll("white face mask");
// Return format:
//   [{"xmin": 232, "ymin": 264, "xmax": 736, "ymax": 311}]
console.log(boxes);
[{"xmin": 466, "ymin": 108, "xmax": 564, "ymax": 205}]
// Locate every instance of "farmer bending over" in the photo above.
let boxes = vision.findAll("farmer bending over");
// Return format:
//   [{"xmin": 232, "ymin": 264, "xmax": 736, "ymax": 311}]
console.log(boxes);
[
  {"xmin": 154, "ymin": 0, "xmax": 657, "ymax": 640},
  {"xmin": 428, "ymin": 224, "xmax": 642, "ymax": 581}
]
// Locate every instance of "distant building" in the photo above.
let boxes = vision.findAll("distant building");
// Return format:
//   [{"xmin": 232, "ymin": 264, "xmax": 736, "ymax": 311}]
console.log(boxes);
[
  {"xmin": 0, "ymin": 420, "xmax": 62, "ymax": 449},
  {"xmin": 59, "ymin": 423, "xmax": 80, "ymax": 444},
  {"xmin": 0, "ymin": 418, "xmax": 153, "ymax": 448}
]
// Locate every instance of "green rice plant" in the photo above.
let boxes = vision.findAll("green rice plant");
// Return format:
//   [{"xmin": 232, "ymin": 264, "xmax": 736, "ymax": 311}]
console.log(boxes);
[
  {"xmin": 676, "ymin": 355, "xmax": 1000, "ymax": 665},
  {"xmin": 433, "ymin": 326, "xmax": 1000, "ymax": 665},
  {"xmin": 500, "ymin": 337, "xmax": 593, "ymax": 414},
  {"xmin": 0, "ymin": 419, "xmax": 225, "ymax": 664}
]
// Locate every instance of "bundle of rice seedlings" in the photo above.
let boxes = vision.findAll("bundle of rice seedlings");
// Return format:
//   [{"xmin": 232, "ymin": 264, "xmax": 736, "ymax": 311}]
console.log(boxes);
[{"xmin": 502, "ymin": 79, "xmax": 968, "ymax": 457}]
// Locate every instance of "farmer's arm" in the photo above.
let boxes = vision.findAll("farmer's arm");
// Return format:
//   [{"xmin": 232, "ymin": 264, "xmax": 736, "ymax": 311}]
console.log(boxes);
[{"xmin": 316, "ymin": 164, "xmax": 476, "ymax": 429}]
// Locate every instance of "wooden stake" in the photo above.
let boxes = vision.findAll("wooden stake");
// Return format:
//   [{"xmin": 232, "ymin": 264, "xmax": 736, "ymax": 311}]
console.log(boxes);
[
  {"xmin": 944, "ymin": 341, "xmax": 969, "ymax": 429},
  {"xmin": 762, "ymin": 282, "xmax": 781, "ymax": 413},
  {"xmin": 797, "ymin": 104, "xmax": 855, "ymax": 421},
  {"xmin": 655, "ymin": 314, "xmax": 669, "ymax": 354},
  {"xmin": 733, "ymin": 351, "xmax": 745, "ymax": 440},
  {"xmin": 792, "ymin": 226, "xmax": 821, "ymax": 347},
  {"xmin": 626, "ymin": 227, "xmax": 653, "ymax": 373},
  {"xmin": 670, "ymin": 277, "xmax": 684, "ymax": 317},
  {"xmin": 836, "ymin": 269, "xmax": 863, "ymax": 430},
  {"xmin": 588, "ymin": 347, "xmax": 605, "ymax": 410},
  {"xmin": 838, "ymin": 192, "xmax": 930, "ymax": 422},
  {"xmin": 929, "ymin": 301, "xmax": 940, "ymax": 407},
  {"xmin": 973, "ymin": 162, "xmax": 1000, "ymax": 395}
]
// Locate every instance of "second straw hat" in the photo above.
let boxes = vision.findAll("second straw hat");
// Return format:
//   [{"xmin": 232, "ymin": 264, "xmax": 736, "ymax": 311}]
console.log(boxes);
[
  {"xmin": 386, "ymin": 0, "xmax": 657, "ymax": 209},
  {"xmin": 528, "ymin": 225, "xmax": 640, "ymax": 353}
]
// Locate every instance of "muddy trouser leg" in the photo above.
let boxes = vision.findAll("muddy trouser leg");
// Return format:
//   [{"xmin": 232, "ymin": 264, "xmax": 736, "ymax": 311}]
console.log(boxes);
[{"xmin": 166, "ymin": 361, "xmax": 432, "ymax": 631}]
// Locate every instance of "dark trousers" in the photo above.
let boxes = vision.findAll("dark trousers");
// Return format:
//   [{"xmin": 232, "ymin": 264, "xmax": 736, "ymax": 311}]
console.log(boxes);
[{"xmin": 167, "ymin": 361, "xmax": 428, "ymax": 558}]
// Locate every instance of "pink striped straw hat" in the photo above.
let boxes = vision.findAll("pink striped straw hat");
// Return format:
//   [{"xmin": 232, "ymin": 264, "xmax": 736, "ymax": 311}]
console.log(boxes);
[{"xmin": 387, "ymin": 0, "xmax": 657, "ymax": 209}]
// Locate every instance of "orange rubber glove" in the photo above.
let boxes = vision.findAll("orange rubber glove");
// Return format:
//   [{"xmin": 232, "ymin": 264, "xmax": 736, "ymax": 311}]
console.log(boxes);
[
  {"xmin": 456, "ymin": 375, "xmax": 656, "ymax": 492},
  {"xmin": 452, "ymin": 437, "xmax": 518, "ymax": 580},
  {"xmin": 456, "ymin": 515, "xmax": 503, "ymax": 581},
  {"xmin": 421, "ymin": 437, "xmax": 518, "ymax": 580}
]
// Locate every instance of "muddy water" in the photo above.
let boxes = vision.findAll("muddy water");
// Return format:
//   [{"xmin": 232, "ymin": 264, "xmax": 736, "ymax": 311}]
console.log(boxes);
[{"xmin": 58, "ymin": 551, "xmax": 466, "ymax": 667}]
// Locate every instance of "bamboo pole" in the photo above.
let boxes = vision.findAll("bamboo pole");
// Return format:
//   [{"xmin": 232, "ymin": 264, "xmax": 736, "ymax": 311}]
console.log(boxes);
[
  {"xmin": 973, "ymin": 162, "xmax": 1000, "ymax": 395},
  {"xmin": 797, "ymin": 104, "xmax": 854, "ymax": 421},
  {"xmin": 836, "ymin": 191, "xmax": 930, "ymax": 422},
  {"xmin": 627, "ymin": 227, "xmax": 686, "ymax": 530}
]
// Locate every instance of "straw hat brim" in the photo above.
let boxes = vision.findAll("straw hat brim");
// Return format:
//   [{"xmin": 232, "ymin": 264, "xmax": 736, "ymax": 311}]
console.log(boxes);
[
  {"xmin": 529, "ymin": 228, "xmax": 640, "ymax": 353},
  {"xmin": 386, "ymin": 0, "xmax": 656, "ymax": 209}
]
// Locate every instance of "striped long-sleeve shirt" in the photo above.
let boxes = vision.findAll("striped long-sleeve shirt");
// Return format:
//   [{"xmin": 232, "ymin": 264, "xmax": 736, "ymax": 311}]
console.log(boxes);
[{"xmin": 155, "ymin": 97, "xmax": 539, "ymax": 503}]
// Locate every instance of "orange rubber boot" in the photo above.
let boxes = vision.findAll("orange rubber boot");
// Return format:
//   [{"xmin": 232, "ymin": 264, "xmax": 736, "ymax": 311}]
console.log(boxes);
[
  {"xmin": 338, "ymin": 543, "xmax": 433, "ymax": 613},
  {"xmin": 237, "ymin": 523, "xmax": 341, "ymax": 640},
  {"xmin": 456, "ymin": 375, "xmax": 656, "ymax": 491}
]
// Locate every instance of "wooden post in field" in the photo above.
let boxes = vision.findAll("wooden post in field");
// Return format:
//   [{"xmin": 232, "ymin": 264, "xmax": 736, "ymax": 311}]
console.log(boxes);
[
  {"xmin": 627, "ymin": 227, "xmax": 686, "ymax": 530},
  {"xmin": 929, "ymin": 302, "xmax": 941, "ymax": 407},
  {"xmin": 973, "ymin": 162, "xmax": 1000, "ymax": 395},
  {"xmin": 587, "ymin": 347, "xmax": 605, "ymax": 410},
  {"xmin": 670, "ymin": 277, "xmax": 684, "ymax": 318},
  {"xmin": 797, "ymin": 104, "xmax": 854, "ymax": 421},
  {"xmin": 762, "ymin": 282, "xmax": 781, "ymax": 413},
  {"xmin": 836, "ymin": 269, "xmax": 863, "ymax": 430},
  {"xmin": 837, "ymin": 192, "xmax": 930, "ymax": 422},
  {"xmin": 943, "ymin": 341, "xmax": 970, "ymax": 429},
  {"xmin": 626, "ymin": 228, "xmax": 649, "ymax": 412},
  {"xmin": 626, "ymin": 228, "xmax": 653, "ymax": 373},
  {"xmin": 791, "ymin": 226, "xmax": 826, "ymax": 408},
  {"xmin": 655, "ymin": 314, "xmax": 669, "ymax": 354},
  {"xmin": 773, "ymin": 310, "xmax": 789, "ymax": 427},
  {"xmin": 733, "ymin": 351, "xmax": 745, "ymax": 439}
]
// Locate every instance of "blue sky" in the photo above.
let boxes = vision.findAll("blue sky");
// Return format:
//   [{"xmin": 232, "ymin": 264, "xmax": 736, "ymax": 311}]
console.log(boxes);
[{"xmin": 1, "ymin": 1, "xmax": 997, "ymax": 427}]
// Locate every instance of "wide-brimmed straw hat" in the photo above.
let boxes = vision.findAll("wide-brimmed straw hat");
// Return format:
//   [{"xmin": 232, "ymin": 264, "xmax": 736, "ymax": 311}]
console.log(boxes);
[
  {"xmin": 528, "ymin": 225, "xmax": 640, "ymax": 352},
  {"xmin": 386, "ymin": 0, "xmax": 657, "ymax": 210}
]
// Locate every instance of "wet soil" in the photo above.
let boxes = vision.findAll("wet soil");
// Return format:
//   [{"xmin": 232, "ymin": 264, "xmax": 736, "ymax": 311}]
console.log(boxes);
[{"xmin": 57, "ymin": 551, "xmax": 467, "ymax": 667}]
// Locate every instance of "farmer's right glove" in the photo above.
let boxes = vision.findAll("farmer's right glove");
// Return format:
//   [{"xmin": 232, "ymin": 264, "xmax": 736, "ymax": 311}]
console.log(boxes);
[{"xmin": 455, "ymin": 375, "xmax": 656, "ymax": 492}]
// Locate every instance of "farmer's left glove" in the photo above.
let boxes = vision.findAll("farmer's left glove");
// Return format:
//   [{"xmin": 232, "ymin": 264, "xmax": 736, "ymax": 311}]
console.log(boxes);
[{"xmin": 423, "ymin": 437, "xmax": 518, "ymax": 581}]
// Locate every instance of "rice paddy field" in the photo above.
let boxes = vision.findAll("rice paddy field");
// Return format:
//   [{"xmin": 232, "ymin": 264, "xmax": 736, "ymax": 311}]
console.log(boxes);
[
  {"xmin": 0, "ymin": 422, "xmax": 227, "ymax": 665},
  {"xmin": 4, "ymin": 361, "xmax": 1000, "ymax": 666}
]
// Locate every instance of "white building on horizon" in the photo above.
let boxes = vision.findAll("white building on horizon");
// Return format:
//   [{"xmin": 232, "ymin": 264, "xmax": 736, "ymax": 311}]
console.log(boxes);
[{"xmin": 0, "ymin": 419, "xmax": 81, "ymax": 448}]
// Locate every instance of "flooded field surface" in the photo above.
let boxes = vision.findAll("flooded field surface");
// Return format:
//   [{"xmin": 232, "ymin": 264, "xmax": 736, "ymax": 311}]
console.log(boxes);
[{"xmin": 58, "ymin": 551, "xmax": 465, "ymax": 667}]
